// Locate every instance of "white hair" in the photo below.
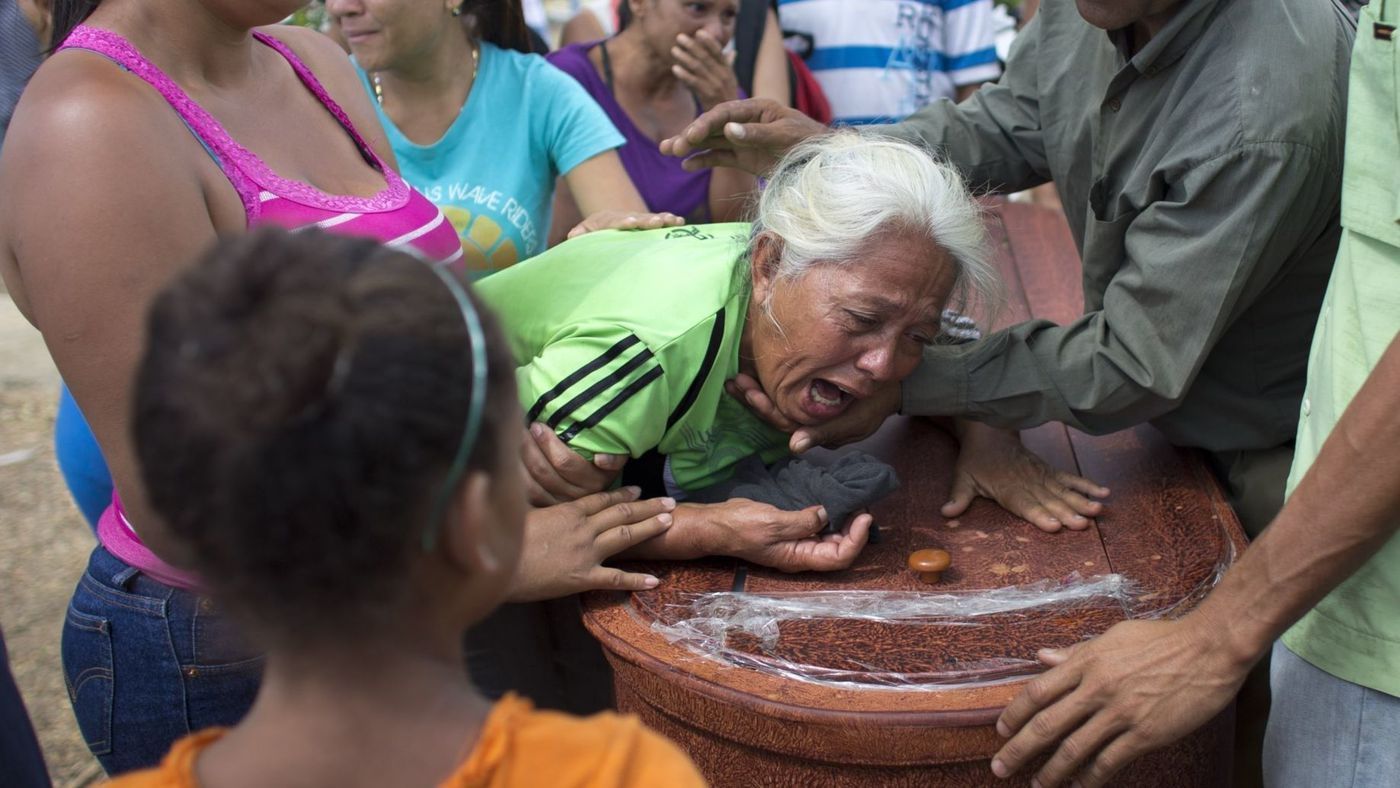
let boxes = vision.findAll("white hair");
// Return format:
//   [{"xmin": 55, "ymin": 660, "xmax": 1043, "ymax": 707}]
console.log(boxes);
[{"xmin": 749, "ymin": 131, "xmax": 1000, "ymax": 320}]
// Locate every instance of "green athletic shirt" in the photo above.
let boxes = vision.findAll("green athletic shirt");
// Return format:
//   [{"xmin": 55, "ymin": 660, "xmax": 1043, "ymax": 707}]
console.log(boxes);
[{"xmin": 475, "ymin": 223, "xmax": 790, "ymax": 493}]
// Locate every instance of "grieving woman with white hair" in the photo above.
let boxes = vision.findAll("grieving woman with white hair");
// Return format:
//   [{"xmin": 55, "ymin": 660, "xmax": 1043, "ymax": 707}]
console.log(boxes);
[{"xmin": 478, "ymin": 132, "xmax": 1107, "ymax": 573}]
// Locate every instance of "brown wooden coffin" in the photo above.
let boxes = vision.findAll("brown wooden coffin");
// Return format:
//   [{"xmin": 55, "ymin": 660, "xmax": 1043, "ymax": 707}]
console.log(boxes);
[{"xmin": 580, "ymin": 204, "xmax": 1249, "ymax": 786}]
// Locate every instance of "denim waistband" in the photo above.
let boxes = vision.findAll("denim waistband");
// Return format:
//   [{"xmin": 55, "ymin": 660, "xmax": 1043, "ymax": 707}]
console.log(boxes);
[{"xmin": 79, "ymin": 545, "xmax": 195, "ymax": 617}]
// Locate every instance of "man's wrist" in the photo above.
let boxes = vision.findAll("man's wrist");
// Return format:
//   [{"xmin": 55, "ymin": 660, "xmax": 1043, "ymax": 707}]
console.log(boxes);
[{"xmin": 1185, "ymin": 599, "xmax": 1273, "ymax": 673}]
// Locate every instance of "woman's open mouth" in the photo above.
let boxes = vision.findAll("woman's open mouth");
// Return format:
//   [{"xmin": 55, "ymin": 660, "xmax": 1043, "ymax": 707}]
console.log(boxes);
[{"xmin": 800, "ymin": 378, "xmax": 855, "ymax": 421}]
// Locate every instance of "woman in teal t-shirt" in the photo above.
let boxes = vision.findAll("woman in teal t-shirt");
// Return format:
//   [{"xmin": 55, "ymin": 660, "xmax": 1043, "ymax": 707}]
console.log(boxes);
[{"xmin": 334, "ymin": 0, "xmax": 675, "ymax": 277}]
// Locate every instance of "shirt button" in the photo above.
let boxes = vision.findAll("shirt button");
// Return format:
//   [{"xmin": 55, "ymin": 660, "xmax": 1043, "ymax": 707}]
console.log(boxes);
[
  {"xmin": 1107, "ymin": 98, "xmax": 1122, "ymax": 112},
  {"xmin": 1302, "ymin": 398, "xmax": 1311, "ymax": 416}
]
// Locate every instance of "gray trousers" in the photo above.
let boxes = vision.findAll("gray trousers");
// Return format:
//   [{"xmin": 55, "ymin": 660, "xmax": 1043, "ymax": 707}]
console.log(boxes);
[{"xmin": 1264, "ymin": 641, "xmax": 1400, "ymax": 787}]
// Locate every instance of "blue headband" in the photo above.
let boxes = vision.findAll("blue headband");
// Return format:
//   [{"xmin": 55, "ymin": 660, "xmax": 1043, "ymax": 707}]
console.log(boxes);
[{"xmin": 419, "ymin": 261, "xmax": 489, "ymax": 552}]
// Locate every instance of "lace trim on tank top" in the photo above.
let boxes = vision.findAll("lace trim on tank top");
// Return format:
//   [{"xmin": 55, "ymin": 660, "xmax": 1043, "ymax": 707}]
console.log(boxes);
[{"xmin": 59, "ymin": 25, "xmax": 409, "ymax": 222}]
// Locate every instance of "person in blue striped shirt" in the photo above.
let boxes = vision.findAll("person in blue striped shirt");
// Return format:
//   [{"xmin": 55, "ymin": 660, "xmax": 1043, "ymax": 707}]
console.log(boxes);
[{"xmin": 777, "ymin": 0, "xmax": 1003, "ymax": 125}]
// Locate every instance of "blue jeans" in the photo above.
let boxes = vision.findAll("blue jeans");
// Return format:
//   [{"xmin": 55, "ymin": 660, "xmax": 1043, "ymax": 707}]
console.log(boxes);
[
  {"xmin": 62, "ymin": 546, "xmax": 263, "ymax": 775},
  {"xmin": 1263, "ymin": 640, "xmax": 1400, "ymax": 787}
]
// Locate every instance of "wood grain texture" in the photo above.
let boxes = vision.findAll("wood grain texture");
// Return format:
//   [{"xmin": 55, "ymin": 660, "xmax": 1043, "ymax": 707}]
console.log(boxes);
[{"xmin": 581, "ymin": 204, "xmax": 1246, "ymax": 786}]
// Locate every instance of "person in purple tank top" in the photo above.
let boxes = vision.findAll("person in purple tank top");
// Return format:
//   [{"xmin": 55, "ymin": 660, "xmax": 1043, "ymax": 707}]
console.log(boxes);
[
  {"xmin": 547, "ymin": 0, "xmax": 758, "ymax": 228},
  {"xmin": 0, "ymin": 0, "xmax": 673, "ymax": 775}
]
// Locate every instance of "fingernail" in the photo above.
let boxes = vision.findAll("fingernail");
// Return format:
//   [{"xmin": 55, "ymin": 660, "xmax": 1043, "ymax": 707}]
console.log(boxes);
[
  {"xmin": 643, "ymin": 575, "xmax": 660, "ymax": 587},
  {"xmin": 1071, "ymin": 514, "xmax": 1086, "ymax": 522},
  {"xmin": 990, "ymin": 758, "xmax": 1008, "ymax": 778},
  {"xmin": 996, "ymin": 720, "xmax": 1010, "ymax": 737},
  {"xmin": 529, "ymin": 422, "xmax": 544, "ymax": 436},
  {"xmin": 625, "ymin": 485, "xmax": 642, "ymax": 496},
  {"xmin": 792, "ymin": 436, "xmax": 812, "ymax": 453},
  {"xmin": 657, "ymin": 513, "xmax": 673, "ymax": 525},
  {"xmin": 677, "ymin": 33, "xmax": 691, "ymax": 42},
  {"xmin": 1046, "ymin": 517, "xmax": 1060, "ymax": 525},
  {"xmin": 725, "ymin": 121, "xmax": 746, "ymax": 139},
  {"xmin": 660, "ymin": 497, "xmax": 677, "ymax": 509},
  {"xmin": 817, "ymin": 507, "xmax": 829, "ymax": 523}
]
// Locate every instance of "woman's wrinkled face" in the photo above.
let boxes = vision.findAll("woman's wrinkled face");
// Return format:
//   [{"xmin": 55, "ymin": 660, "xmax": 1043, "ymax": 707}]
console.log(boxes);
[
  {"xmin": 326, "ymin": 0, "xmax": 454, "ymax": 72},
  {"xmin": 746, "ymin": 228, "xmax": 958, "ymax": 426},
  {"xmin": 633, "ymin": 0, "xmax": 738, "ymax": 54}
]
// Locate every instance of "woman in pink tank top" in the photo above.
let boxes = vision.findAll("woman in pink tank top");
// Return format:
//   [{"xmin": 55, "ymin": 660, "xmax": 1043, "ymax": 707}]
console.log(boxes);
[{"xmin": 0, "ymin": 0, "xmax": 461, "ymax": 775}]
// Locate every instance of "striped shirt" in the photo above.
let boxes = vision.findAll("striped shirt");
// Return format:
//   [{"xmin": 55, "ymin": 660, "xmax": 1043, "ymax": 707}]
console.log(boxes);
[
  {"xmin": 478, "ymin": 223, "xmax": 792, "ymax": 494},
  {"xmin": 778, "ymin": 0, "xmax": 1002, "ymax": 125},
  {"xmin": 477, "ymin": 223, "xmax": 984, "ymax": 494}
]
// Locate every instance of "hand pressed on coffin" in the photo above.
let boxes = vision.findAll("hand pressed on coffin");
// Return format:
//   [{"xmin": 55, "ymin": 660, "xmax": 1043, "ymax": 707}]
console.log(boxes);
[
  {"xmin": 945, "ymin": 420, "xmax": 1109, "ymax": 533},
  {"xmin": 991, "ymin": 616, "xmax": 1248, "ymax": 788}
]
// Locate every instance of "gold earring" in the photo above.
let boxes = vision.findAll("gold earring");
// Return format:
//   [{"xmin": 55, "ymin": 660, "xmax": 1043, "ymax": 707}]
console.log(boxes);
[{"xmin": 450, "ymin": 3, "xmax": 463, "ymax": 16}]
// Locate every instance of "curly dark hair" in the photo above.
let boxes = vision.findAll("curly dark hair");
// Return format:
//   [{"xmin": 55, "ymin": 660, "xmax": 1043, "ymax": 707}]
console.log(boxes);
[{"xmin": 133, "ymin": 228, "xmax": 517, "ymax": 644}]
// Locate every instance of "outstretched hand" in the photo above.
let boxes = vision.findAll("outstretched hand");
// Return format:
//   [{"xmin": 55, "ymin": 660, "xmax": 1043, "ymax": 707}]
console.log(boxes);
[
  {"xmin": 945, "ymin": 421, "xmax": 1109, "ymax": 532},
  {"xmin": 509, "ymin": 486, "xmax": 677, "ymax": 602},
  {"xmin": 991, "ymin": 616, "xmax": 1251, "ymax": 787},
  {"xmin": 659, "ymin": 98, "xmax": 828, "ymax": 175},
  {"xmin": 725, "ymin": 372, "xmax": 900, "ymax": 454},
  {"xmin": 700, "ymin": 500, "xmax": 872, "ymax": 572}
]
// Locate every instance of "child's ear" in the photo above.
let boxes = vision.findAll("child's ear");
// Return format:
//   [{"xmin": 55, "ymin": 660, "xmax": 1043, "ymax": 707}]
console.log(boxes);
[{"xmin": 441, "ymin": 471, "xmax": 500, "ymax": 576}]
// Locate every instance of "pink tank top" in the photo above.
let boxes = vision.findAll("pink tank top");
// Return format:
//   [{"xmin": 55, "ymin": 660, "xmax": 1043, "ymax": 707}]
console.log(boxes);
[{"xmin": 60, "ymin": 25, "xmax": 465, "ymax": 588}]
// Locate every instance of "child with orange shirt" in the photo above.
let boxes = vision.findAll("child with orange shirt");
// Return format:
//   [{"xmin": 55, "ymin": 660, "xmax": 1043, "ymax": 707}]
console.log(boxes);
[{"xmin": 105, "ymin": 229, "xmax": 705, "ymax": 788}]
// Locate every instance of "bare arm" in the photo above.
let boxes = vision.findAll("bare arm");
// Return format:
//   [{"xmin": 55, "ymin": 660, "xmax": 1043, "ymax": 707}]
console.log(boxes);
[
  {"xmin": 750, "ymin": 8, "xmax": 791, "ymax": 106},
  {"xmin": 562, "ymin": 150, "xmax": 649, "ymax": 217},
  {"xmin": 0, "ymin": 55, "xmax": 222, "ymax": 561},
  {"xmin": 991, "ymin": 332, "xmax": 1400, "ymax": 787},
  {"xmin": 622, "ymin": 500, "xmax": 871, "ymax": 573},
  {"xmin": 548, "ymin": 151, "xmax": 681, "ymax": 244}
]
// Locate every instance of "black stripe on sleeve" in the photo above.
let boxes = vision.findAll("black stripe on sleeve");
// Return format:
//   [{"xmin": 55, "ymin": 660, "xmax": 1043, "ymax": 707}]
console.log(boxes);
[
  {"xmin": 526, "ymin": 335, "xmax": 641, "ymax": 423},
  {"xmin": 545, "ymin": 345, "xmax": 656, "ymax": 429},
  {"xmin": 558, "ymin": 365, "xmax": 665, "ymax": 444},
  {"xmin": 665, "ymin": 308, "xmax": 726, "ymax": 432}
]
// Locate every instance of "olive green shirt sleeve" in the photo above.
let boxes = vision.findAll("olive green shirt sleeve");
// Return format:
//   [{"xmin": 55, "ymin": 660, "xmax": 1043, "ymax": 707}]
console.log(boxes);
[
  {"xmin": 902, "ymin": 141, "xmax": 1331, "ymax": 434},
  {"xmin": 880, "ymin": 12, "xmax": 1050, "ymax": 195}
]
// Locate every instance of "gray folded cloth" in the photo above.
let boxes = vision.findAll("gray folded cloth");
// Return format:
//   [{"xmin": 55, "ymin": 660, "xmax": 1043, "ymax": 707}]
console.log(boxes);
[{"xmin": 689, "ymin": 452, "xmax": 900, "ymax": 534}]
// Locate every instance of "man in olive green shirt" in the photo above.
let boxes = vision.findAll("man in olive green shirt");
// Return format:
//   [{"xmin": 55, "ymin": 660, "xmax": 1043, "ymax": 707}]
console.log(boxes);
[
  {"xmin": 663, "ymin": 0, "xmax": 1354, "ymax": 536},
  {"xmin": 950, "ymin": 3, "xmax": 1400, "ymax": 786}
]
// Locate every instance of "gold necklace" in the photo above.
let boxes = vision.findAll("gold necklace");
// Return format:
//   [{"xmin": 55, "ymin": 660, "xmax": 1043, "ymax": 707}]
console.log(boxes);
[{"xmin": 371, "ymin": 41, "xmax": 480, "ymax": 105}]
